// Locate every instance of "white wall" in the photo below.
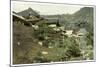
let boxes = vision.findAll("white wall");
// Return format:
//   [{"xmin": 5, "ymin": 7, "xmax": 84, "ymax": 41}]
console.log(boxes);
[{"xmin": 0, "ymin": 0, "xmax": 99, "ymax": 67}]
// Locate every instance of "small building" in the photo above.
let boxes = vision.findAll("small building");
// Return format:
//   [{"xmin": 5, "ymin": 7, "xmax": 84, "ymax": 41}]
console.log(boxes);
[
  {"xmin": 13, "ymin": 11, "xmax": 26, "ymax": 22},
  {"xmin": 17, "ymin": 7, "xmax": 40, "ymax": 19},
  {"xmin": 65, "ymin": 30, "xmax": 73, "ymax": 37},
  {"xmin": 61, "ymin": 30, "xmax": 73, "ymax": 37},
  {"xmin": 77, "ymin": 28, "xmax": 88, "ymax": 37},
  {"xmin": 12, "ymin": 8, "xmax": 43, "ymax": 26},
  {"xmin": 45, "ymin": 18, "xmax": 61, "ymax": 27},
  {"xmin": 13, "ymin": 12, "xmax": 32, "ymax": 26}
]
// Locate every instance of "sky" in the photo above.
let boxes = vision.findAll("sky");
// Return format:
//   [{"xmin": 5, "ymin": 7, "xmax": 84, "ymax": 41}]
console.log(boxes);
[{"xmin": 11, "ymin": 1, "xmax": 84, "ymax": 15}]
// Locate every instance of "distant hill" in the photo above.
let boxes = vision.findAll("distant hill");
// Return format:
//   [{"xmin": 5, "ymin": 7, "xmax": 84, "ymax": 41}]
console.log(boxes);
[
  {"xmin": 72, "ymin": 7, "xmax": 93, "ymax": 23},
  {"xmin": 62, "ymin": 7, "xmax": 94, "ymax": 31},
  {"xmin": 61, "ymin": 7, "xmax": 93, "ymax": 23},
  {"xmin": 72, "ymin": 7, "xmax": 94, "ymax": 32}
]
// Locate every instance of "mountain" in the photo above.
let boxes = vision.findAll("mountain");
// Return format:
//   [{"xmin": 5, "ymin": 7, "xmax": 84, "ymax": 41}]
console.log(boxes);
[
  {"xmin": 72, "ymin": 7, "xmax": 93, "ymax": 23},
  {"xmin": 73, "ymin": 7, "xmax": 94, "ymax": 31},
  {"xmin": 62, "ymin": 7, "xmax": 94, "ymax": 31}
]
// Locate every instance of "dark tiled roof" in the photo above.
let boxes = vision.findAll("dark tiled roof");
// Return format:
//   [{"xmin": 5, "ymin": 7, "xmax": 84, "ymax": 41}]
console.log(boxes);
[
  {"xmin": 13, "ymin": 12, "xmax": 26, "ymax": 21},
  {"xmin": 17, "ymin": 7, "xmax": 39, "ymax": 18}
]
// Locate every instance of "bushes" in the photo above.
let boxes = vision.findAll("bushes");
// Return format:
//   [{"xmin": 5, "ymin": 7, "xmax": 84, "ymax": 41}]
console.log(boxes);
[
  {"xmin": 86, "ymin": 32, "xmax": 93, "ymax": 47},
  {"xmin": 64, "ymin": 37, "xmax": 81, "ymax": 60},
  {"xmin": 66, "ymin": 44, "xmax": 81, "ymax": 57},
  {"xmin": 32, "ymin": 21, "xmax": 82, "ymax": 61},
  {"xmin": 33, "ymin": 51, "xmax": 51, "ymax": 63}
]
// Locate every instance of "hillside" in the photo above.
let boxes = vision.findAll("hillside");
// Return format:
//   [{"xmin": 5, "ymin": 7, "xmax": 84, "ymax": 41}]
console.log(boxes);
[
  {"xmin": 63, "ymin": 7, "xmax": 94, "ymax": 23},
  {"xmin": 73, "ymin": 7, "xmax": 93, "ymax": 22},
  {"xmin": 13, "ymin": 7, "xmax": 94, "ymax": 64}
]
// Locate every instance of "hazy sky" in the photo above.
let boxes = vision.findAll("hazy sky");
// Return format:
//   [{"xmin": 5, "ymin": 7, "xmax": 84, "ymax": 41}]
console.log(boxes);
[{"xmin": 12, "ymin": 1, "xmax": 84, "ymax": 15}]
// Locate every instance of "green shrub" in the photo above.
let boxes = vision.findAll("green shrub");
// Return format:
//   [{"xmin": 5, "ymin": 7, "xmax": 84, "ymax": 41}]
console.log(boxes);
[{"xmin": 65, "ymin": 37, "xmax": 81, "ymax": 58}]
